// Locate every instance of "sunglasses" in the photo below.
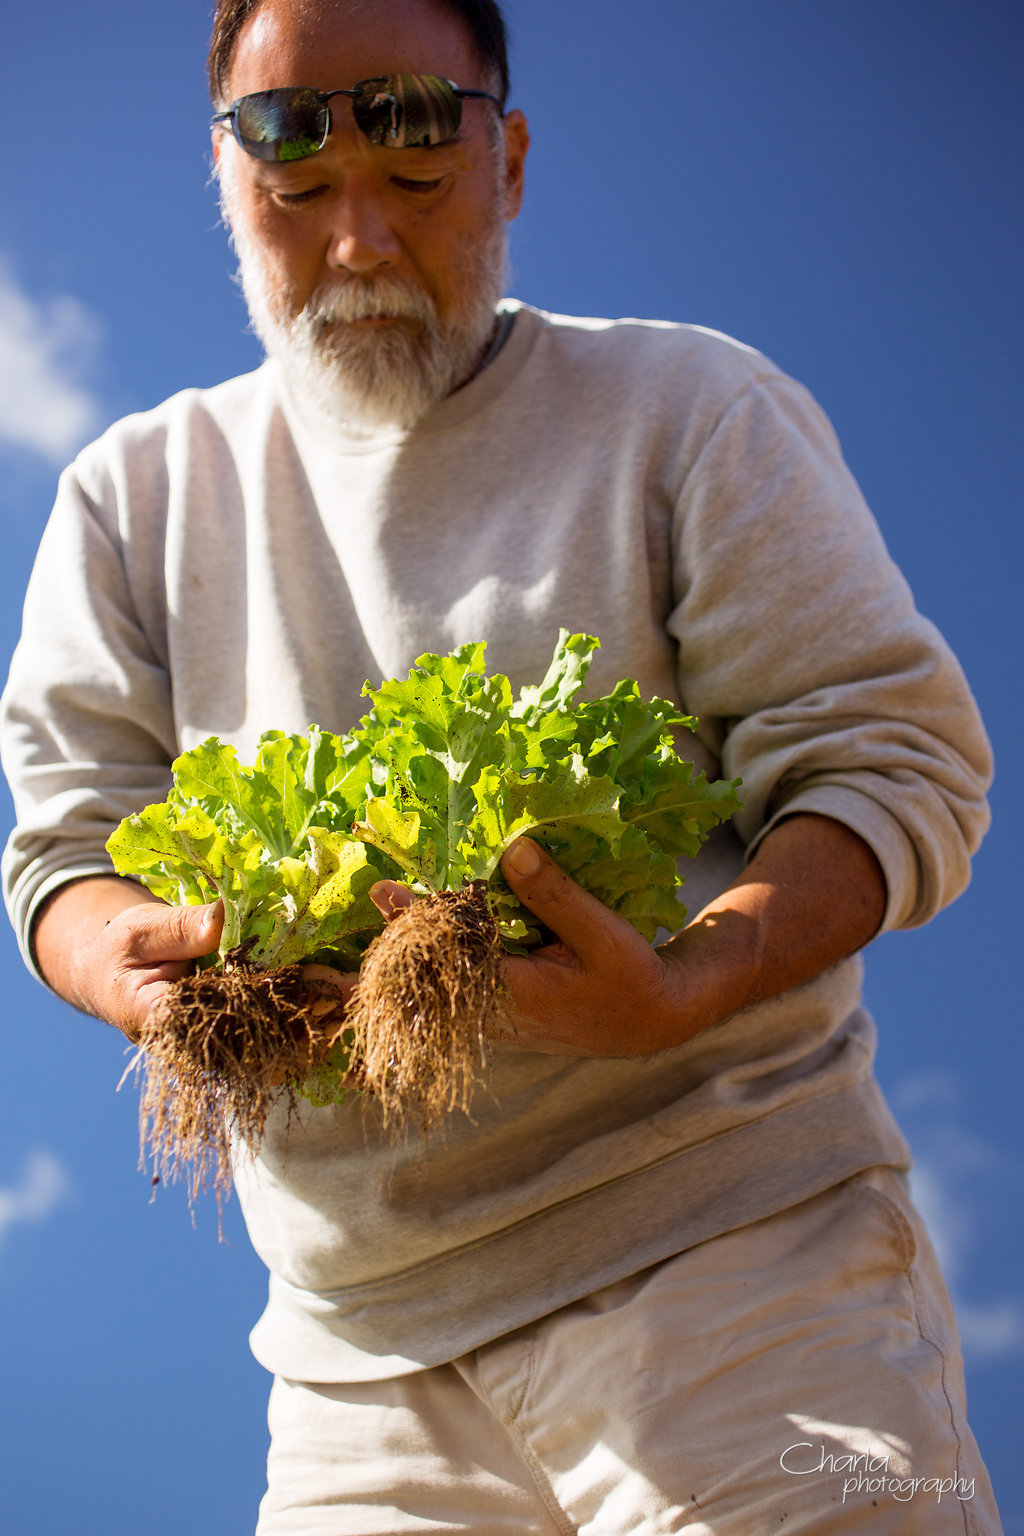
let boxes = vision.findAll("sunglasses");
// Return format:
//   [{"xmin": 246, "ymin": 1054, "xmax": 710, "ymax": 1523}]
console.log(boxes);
[{"xmin": 212, "ymin": 74, "xmax": 502, "ymax": 161}]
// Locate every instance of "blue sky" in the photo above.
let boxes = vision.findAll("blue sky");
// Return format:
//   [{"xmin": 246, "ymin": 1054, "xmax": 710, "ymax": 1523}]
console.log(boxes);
[{"xmin": 1, "ymin": 2, "xmax": 1022, "ymax": 1531}]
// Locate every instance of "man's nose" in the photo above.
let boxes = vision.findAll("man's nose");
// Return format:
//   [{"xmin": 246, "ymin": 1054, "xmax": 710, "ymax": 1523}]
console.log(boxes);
[{"xmin": 326, "ymin": 184, "xmax": 402, "ymax": 273}]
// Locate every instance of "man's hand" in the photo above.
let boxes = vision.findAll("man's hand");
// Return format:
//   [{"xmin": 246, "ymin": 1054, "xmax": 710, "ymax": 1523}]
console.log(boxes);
[
  {"xmin": 495, "ymin": 838, "xmax": 730, "ymax": 1055},
  {"xmin": 35, "ymin": 877, "xmax": 225, "ymax": 1042},
  {"xmin": 35, "ymin": 877, "xmax": 363, "ymax": 1048},
  {"xmin": 494, "ymin": 813, "xmax": 887, "ymax": 1057}
]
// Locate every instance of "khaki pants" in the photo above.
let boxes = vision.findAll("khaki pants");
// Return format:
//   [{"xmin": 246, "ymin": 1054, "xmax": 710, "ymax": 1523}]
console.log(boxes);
[{"xmin": 257, "ymin": 1167, "xmax": 1002, "ymax": 1534}]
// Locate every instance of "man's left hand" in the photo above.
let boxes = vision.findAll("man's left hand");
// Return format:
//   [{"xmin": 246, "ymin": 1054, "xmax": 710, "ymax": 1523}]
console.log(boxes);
[{"xmin": 494, "ymin": 836, "xmax": 728, "ymax": 1056}]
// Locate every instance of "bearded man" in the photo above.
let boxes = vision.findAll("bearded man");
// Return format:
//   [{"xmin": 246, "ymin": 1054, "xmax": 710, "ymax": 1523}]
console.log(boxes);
[{"xmin": 1, "ymin": 1, "xmax": 1003, "ymax": 1531}]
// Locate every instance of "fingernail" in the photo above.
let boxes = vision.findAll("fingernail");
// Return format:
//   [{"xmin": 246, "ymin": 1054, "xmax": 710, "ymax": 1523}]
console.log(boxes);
[
  {"xmin": 200, "ymin": 899, "xmax": 223, "ymax": 932},
  {"xmin": 505, "ymin": 838, "xmax": 542, "ymax": 876}
]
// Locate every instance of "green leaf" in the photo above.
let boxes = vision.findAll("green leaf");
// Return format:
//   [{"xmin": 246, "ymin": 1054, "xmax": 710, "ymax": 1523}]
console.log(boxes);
[
  {"xmin": 169, "ymin": 737, "xmax": 288, "ymax": 855},
  {"xmin": 257, "ymin": 831, "xmax": 381, "ymax": 967},
  {"xmin": 352, "ymin": 797, "xmax": 439, "ymax": 888},
  {"xmin": 459, "ymin": 756, "xmax": 624, "ymax": 883},
  {"xmin": 539, "ymin": 822, "xmax": 686, "ymax": 941},
  {"xmin": 512, "ymin": 629, "xmax": 598, "ymax": 719},
  {"xmin": 623, "ymin": 756, "xmax": 743, "ymax": 859},
  {"xmin": 297, "ymin": 1038, "xmax": 356, "ymax": 1107}
]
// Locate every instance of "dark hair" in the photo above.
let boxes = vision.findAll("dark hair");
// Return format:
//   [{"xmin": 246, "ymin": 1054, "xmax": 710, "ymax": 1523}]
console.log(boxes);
[{"xmin": 208, "ymin": 0, "xmax": 510, "ymax": 108}]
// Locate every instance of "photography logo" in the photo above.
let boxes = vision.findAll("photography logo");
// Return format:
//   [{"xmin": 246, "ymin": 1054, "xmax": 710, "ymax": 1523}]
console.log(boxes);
[{"xmin": 780, "ymin": 1442, "xmax": 975, "ymax": 1506}]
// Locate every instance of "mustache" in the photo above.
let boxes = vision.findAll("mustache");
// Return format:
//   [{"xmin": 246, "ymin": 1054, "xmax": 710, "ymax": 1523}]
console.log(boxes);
[{"xmin": 303, "ymin": 278, "xmax": 438, "ymax": 328}]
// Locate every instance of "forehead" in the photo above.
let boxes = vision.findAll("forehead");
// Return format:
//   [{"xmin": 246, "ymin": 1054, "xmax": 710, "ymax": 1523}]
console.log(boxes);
[{"xmin": 228, "ymin": 0, "xmax": 482, "ymax": 97}]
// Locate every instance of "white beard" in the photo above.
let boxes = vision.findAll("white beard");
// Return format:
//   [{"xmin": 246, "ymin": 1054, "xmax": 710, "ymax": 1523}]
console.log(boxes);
[{"xmin": 223, "ymin": 178, "xmax": 508, "ymax": 432}]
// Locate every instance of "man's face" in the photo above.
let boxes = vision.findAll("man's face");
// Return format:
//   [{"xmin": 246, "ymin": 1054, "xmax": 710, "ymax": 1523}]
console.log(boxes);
[{"xmin": 214, "ymin": 0, "xmax": 528, "ymax": 429}]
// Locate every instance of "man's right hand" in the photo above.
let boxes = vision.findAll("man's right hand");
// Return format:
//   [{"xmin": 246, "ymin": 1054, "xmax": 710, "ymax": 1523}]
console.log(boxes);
[{"xmin": 34, "ymin": 876, "xmax": 223, "ymax": 1043}]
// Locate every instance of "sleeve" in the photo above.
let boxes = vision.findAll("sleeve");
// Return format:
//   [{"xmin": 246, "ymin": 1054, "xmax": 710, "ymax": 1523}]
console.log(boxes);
[
  {"xmin": 668, "ymin": 371, "xmax": 992, "ymax": 934},
  {"xmin": 1, "ymin": 453, "xmax": 178, "ymax": 982}
]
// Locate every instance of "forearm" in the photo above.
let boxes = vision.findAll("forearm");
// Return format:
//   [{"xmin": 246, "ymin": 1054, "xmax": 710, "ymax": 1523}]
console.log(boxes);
[{"xmin": 658, "ymin": 812, "xmax": 887, "ymax": 1035}]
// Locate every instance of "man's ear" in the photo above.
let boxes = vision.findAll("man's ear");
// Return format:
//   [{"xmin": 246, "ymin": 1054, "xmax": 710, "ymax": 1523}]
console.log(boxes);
[{"xmin": 499, "ymin": 109, "xmax": 530, "ymax": 221}]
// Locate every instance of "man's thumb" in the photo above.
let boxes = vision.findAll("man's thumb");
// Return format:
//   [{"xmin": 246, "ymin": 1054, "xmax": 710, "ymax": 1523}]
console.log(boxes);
[
  {"xmin": 500, "ymin": 837, "xmax": 615, "ymax": 951},
  {"xmin": 187, "ymin": 899, "xmax": 224, "ymax": 953},
  {"xmin": 132, "ymin": 898, "xmax": 224, "ymax": 962}
]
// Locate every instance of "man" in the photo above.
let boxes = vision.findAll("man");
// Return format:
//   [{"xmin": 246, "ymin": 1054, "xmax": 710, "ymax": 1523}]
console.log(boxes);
[{"xmin": 0, "ymin": 0, "xmax": 1002, "ymax": 1530}]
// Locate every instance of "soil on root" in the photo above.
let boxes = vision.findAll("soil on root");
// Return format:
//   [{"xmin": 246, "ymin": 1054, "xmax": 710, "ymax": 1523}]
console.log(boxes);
[
  {"xmin": 347, "ymin": 881, "xmax": 504, "ymax": 1132},
  {"xmin": 135, "ymin": 883, "xmax": 504, "ymax": 1196},
  {"xmin": 137, "ymin": 955, "xmax": 342, "ymax": 1200}
]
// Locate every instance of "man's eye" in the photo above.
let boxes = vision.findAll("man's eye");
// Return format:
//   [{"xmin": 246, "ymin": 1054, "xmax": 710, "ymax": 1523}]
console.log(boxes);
[
  {"xmin": 274, "ymin": 185, "xmax": 328, "ymax": 206},
  {"xmin": 392, "ymin": 175, "xmax": 445, "ymax": 194}
]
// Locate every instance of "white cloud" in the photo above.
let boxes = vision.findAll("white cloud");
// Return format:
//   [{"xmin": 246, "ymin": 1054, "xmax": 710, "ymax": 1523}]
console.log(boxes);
[
  {"xmin": 909, "ymin": 1155, "xmax": 1024, "ymax": 1360},
  {"xmin": 955, "ymin": 1301, "xmax": 1024, "ymax": 1357},
  {"xmin": 906, "ymin": 1160, "xmax": 968, "ymax": 1278},
  {"xmin": 0, "ymin": 260, "xmax": 104, "ymax": 463},
  {"xmin": 0, "ymin": 1151, "xmax": 70, "ymax": 1251},
  {"xmin": 894, "ymin": 1074, "xmax": 1024, "ymax": 1362},
  {"xmin": 892, "ymin": 1067, "xmax": 960, "ymax": 1114}
]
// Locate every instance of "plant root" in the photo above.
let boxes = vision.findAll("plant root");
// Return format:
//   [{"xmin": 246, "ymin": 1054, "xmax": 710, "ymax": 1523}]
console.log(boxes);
[
  {"xmin": 347, "ymin": 882, "xmax": 504, "ymax": 1132},
  {"xmin": 136, "ymin": 954, "xmax": 342, "ymax": 1200}
]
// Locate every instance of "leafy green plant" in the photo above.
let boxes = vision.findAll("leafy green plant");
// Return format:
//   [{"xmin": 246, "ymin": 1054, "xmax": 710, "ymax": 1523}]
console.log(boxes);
[{"xmin": 107, "ymin": 629, "xmax": 741, "ymax": 962}]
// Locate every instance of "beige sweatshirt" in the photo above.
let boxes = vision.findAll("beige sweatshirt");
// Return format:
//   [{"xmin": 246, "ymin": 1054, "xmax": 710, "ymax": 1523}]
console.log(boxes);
[{"xmin": 1, "ymin": 303, "xmax": 992, "ymax": 1381}]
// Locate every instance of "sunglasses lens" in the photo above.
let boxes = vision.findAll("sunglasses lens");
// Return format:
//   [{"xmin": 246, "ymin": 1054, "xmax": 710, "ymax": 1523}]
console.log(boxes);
[
  {"xmin": 352, "ymin": 75, "xmax": 461, "ymax": 147},
  {"xmin": 234, "ymin": 88, "xmax": 328, "ymax": 161}
]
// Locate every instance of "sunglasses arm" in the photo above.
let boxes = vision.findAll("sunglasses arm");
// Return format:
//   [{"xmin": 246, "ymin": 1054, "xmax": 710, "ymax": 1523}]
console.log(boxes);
[{"xmin": 453, "ymin": 87, "xmax": 503, "ymax": 108}]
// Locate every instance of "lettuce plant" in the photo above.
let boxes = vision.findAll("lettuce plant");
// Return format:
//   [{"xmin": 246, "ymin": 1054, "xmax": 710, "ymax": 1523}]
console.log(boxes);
[
  {"xmin": 106, "ymin": 633, "xmax": 743, "ymax": 1168},
  {"xmin": 107, "ymin": 630, "xmax": 741, "ymax": 964}
]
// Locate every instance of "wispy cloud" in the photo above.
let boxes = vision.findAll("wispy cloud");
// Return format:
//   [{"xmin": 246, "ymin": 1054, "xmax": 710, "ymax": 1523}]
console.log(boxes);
[
  {"xmin": 0, "ymin": 260, "xmax": 104, "ymax": 464},
  {"xmin": 894, "ymin": 1070, "xmax": 1024, "ymax": 1361},
  {"xmin": 0, "ymin": 1151, "xmax": 70, "ymax": 1252}
]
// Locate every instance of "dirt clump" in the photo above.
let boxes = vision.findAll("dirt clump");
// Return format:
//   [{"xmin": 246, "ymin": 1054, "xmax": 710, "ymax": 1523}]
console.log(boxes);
[
  {"xmin": 347, "ymin": 881, "xmax": 504, "ymax": 1130},
  {"xmin": 136, "ymin": 952, "xmax": 341, "ymax": 1199}
]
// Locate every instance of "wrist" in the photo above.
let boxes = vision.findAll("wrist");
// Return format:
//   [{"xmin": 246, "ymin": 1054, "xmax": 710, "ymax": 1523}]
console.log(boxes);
[
  {"xmin": 34, "ymin": 875, "xmax": 158, "ymax": 1019},
  {"xmin": 655, "ymin": 814, "xmax": 887, "ymax": 1039},
  {"xmin": 657, "ymin": 913, "xmax": 761, "ymax": 1041}
]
